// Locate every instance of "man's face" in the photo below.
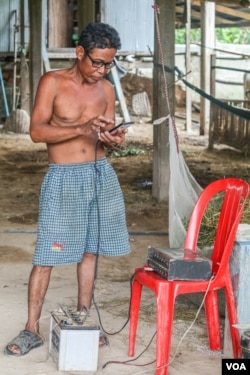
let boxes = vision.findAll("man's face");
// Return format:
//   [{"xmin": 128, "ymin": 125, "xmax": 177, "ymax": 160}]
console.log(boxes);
[{"xmin": 76, "ymin": 46, "xmax": 116, "ymax": 84}]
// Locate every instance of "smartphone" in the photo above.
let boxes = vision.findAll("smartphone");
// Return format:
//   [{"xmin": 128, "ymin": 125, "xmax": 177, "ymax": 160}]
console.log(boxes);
[{"xmin": 109, "ymin": 121, "xmax": 134, "ymax": 134}]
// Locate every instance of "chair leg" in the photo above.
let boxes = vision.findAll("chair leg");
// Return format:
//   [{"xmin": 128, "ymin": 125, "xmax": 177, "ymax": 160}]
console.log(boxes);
[
  {"xmin": 128, "ymin": 277, "xmax": 143, "ymax": 357},
  {"xmin": 204, "ymin": 289, "xmax": 222, "ymax": 350},
  {"xmin": 225, "ymin": 284, "xmax": 242, "ymax": 358},
  {"xmin": 155, "ymin": 285, "xmax": 175, "ymax": 375}
]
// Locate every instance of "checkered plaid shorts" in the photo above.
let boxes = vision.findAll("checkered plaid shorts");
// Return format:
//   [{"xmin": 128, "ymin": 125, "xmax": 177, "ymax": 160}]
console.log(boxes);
[{"xmin": 32, "ymin": 158, "xmax": 131, "ymax": 266}]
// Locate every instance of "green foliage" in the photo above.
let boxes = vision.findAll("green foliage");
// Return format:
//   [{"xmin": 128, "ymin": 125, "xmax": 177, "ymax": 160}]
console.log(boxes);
[
  {"xmin": 215, "ymin": 27, "xmax": 250, "ymax": 44},
  {"xmin": 111, "ymin": 146, "xmax": 146, "ymax": 158},
  {"xmin": 175, "ymin": 28, "xmax": 201, "ymax": 44},
  {"xmin": 182, "ymin": 193, "xmax": 224, "ymax": 250},
  {"xmin": 175, "ymin": 27, "xmax": 250, "ymax": 44}
]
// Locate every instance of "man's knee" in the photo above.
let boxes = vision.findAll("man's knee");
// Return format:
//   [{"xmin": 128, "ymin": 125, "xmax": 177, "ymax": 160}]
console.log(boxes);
[
  {"xmin": 31, "ymin": 265, "xmax": 53, "ymax": 276},
  {"xmin": 82, "ymin": 252, "xmax": 97, "ymax": 262}
]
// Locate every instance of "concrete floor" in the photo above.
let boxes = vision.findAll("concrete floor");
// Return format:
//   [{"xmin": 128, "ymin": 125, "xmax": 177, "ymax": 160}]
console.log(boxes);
[{"xmin": 0, "ymin": 229, "xmax": 224, "ymax": 375}]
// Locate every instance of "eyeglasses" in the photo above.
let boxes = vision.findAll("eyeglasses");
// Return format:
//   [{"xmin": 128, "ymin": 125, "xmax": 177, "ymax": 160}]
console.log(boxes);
[{"xmin": 86, "ymin": 52, "xmax": 115, "ymax": 70}]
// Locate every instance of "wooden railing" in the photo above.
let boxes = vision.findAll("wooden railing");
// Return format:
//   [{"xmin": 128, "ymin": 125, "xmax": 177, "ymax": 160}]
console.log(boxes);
[{"xmin": 209, "ymin": 100, "xmax": 250, "ymax": 156}]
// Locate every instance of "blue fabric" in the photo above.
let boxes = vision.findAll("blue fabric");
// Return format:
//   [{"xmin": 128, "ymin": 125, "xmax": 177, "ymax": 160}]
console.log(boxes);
[{"xmin": 32, "ymin": 158, "xmax": 131, "ymax": 266}]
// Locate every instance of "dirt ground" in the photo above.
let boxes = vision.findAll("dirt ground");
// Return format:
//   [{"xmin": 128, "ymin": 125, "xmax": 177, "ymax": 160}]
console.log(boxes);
[{"xmin": 1, "ymin": 74, "xmax": 250, "ymax": 375}]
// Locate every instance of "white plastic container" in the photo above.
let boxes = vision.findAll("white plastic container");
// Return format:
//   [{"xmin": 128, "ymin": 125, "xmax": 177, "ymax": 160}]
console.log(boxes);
[{"xmin": 224, "ymin": 224, "xmax": 250, "ymax": 357}]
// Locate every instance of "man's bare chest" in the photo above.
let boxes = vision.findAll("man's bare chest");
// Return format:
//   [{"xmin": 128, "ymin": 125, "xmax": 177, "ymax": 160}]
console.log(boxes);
[{"xmin": 53, "ymin": 87, "xmax": 108, "ymax": 124}]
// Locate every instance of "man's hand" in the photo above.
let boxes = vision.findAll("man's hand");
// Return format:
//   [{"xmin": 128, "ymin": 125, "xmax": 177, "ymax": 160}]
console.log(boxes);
[
  {"xmin": 98, "ymin": 127, "xmax": 127, "ymax": 147},
  {"xmin": 89, "ymin": 115, "xmax": 114, "ymax": 134},
  {"xmin": 76, "ymin": 115, "xmax": 114, "ymax": 136}
]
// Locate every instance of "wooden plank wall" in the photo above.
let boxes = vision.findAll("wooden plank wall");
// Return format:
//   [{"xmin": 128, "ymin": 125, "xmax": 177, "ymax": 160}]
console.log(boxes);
[{"xmin": 209, "ymin": 100, "xmax": 250, "ymax": 155}]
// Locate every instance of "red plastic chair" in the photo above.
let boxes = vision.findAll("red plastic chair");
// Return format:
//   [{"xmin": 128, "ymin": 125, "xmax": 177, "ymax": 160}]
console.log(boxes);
[{"xmin": 128, "ymin": 178, "xmax": 249, "ymax": 375}]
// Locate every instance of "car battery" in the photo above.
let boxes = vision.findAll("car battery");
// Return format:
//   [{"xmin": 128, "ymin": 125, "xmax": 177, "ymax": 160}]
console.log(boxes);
[
  {"xmin": 147, "ymin": 246, "xmax": 212, "ymax": 280},
  {"xmin": 49, "ymin": 307, "xmax": 100, "ymax": 372}
]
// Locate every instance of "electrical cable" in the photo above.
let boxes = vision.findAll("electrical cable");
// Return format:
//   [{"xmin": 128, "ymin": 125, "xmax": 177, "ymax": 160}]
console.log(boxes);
[
  {"xmin": 89, "ymin": 140, "xmax": 133, "ymax": 335},
  {"xmin": 89, "ymin": 143, "xmax": 160, "ymax": 366},
  {"xmin": 92, "ymin": 139, "xmax": 101, "ymax": 283},
  {"xmin": 102, "ymin": 277, "xmax": 214, "ymax": 372},
  {"xmin": 118, "ymin": 277, "xmax": 215, "ymax": 375},
  {"xmin": 90, "ymin": 139, "xmax": 213, "ymax": 371},
  {"xmin": 102, "ymin": 332, "xmax": 156, "ymax": 369},
  {"xmin": 88, "ymin": 141, "xmax": 159, "ymax": 367},
  {"xmin": 87, "ymin": 116, "xmax": 214, "ymax": 373},
  {"xmin": 92, "ymin": 271, "xmax": 135, "ymax": 336},
  {"xmin": 102, "ymin": 4, "xmax": 222, "ymax": 372},
  {"xmin": 158, "ymin": 277, "xmax": 214, "ymax": 372}
]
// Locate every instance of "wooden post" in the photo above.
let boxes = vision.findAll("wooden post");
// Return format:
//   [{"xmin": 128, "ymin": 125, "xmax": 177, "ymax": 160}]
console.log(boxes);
[
  {"xmin": 20, "ymin": 51, "xmax": 30, "ymax": 114},
  {"xmin": 152, "ymin": 0, "xmax": 175, "ymax": 201},
  {"xmin": 48, "ymin": 0, "xmax": 73, "ymax": 48},
  {"xmin": 109, "ymin": 67, "xmax": 131, "ymax": 122},
  {"xmin": 208, "ymin": 54, "xmax": 216, "ymax": 150},
  {"xmin": 185, "ymin": 0, "xmax": 192, "ymax": 132},
  {"xmin": 200, "ymin": 1, "xmax": 215, "ymax": 135},
  {"xmin": 20, "ymin": 0, "xmax": 30, "ymax": 113},
  {"xmin": 78, "ymin": 0, "xmax": 95, "ymax": 33},
  {"xmin": 20, "ymin": 0, "xmax": 25, "ymax": 48},
  {"xmin": 28, "ymin": 0, "xmax": 43, "ymax": 111}
]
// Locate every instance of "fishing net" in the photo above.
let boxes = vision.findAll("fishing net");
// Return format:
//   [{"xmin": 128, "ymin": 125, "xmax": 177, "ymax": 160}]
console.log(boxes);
[
  {"xmin": 168, "ymin": 117, "xmax": 202, "ymax": 247},
  {"xmin": 152, "ymin": 3, "xmax": 202, "ymax": 247},
  {"xmin": 154, "ymin": 116, "xmax": 202, "ymax": 248}
]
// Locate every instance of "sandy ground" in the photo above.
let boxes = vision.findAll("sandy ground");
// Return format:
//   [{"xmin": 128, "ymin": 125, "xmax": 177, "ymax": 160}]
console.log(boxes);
[{"xmin": 0, "ymin": 120, "xmax": 229, "ymax": 375}]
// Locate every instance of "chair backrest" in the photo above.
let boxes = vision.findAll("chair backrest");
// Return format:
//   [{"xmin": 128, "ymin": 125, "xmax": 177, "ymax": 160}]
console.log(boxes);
[{"xmin": 184, "ymin": 178, "xmax": 249, "ymax": 276}]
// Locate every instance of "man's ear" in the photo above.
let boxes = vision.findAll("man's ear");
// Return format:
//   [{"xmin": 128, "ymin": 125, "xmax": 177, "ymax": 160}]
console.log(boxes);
[{"xmin": 76, "ymin": 45, "xmax": 85, "ymax": 60}]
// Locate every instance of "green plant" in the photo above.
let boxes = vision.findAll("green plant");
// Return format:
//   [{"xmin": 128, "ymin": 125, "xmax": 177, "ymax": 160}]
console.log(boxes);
[
  {"xmin": 110, "ymin": 146, "xmax": 146, "ymax": 158},
  {"xmin": 182, "ymin": 193, "xmax": 224, "ymax": 249},
  {"xmin": 175, "ymin": 27, "xmax": 250, "ymax": 44}
]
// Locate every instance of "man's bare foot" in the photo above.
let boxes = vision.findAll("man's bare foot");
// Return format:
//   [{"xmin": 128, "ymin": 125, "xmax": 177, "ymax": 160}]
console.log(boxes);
[
  {"xmin": 4, "ymin": 330, "xmax": 43, "ymax": 356},
  {"xmin": 99, "ymin": 332, "xmax": 109, "ymax": 347}
]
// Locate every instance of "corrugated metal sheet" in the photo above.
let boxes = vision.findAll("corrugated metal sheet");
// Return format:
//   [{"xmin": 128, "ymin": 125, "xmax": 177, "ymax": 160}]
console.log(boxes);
[
  {"xmin": 0, "ymin": 0, "xmax": 29, "ymax": 53},
  {"xmin": 101, "ymin": 0, "xmax": 154, "ymax": 54},
  {"xmin": 1, "ymin": 0, "xmax": 154, "ymax": 54}
]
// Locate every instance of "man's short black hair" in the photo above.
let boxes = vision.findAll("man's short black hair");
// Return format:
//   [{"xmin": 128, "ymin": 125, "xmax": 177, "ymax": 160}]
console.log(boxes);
[{"xmin": 78, "ymin": 23, "xmax": 121, "ymax": 53}]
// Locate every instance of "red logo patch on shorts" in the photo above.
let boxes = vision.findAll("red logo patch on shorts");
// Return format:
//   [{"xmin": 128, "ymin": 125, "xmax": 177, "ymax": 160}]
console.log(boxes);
[{"xmin": 52, "ymin": 241, "xmax": 64, "ymax": 251}]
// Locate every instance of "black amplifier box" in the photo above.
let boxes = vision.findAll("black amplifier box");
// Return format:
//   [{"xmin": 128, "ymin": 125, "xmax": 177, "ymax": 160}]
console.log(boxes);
[{"xmin": 147, "ymin": 246, "xmax": 212, "ymax": 281}]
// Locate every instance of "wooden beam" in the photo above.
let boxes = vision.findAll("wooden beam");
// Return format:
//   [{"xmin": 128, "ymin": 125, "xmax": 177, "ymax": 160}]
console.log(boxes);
[
  {"xmin": 185, "ymin": 0, "xmax": 192, "ymax": 132},
  {"xmin": 20, "ymin": 51, "xmax": 30, "ymax": 113},
  {"xmin": 176, "ymin": 5, "xmax": 201, "ymax": 19},
  {"xmin": 192, "ymin": 0, "xmax": 246, "ymax": 5},
  {"xmin": 215, "ymin": 4, "xmax": 250, "ymax": 20},
  {"xmin": 109, "ymin": 67, "xmax": 131, "ymax": 122},
  {"xmin": 152, "ymin": 0, "xmax": 175, "ymax": 201},
  {"xmin": 28, "ymin": 0, "xmax": 43, "ymax": 111},
  {"xmin": 176, "ymin": 4, "xmax": 236, "ymax": 27},
  {"xmin": 200, "ymin": 1, "xmax": 215, "ymax": 135},
  {"xmin": 214, "ymin": 17, "xmax": 235, "ymax": 25},
  {"xmin": 78, "ymin": 0, "xmax": 95, "ymax": 33},
  {"xmin": 48, "ymin": 0, "xmax": 73, "ymax": 48}
]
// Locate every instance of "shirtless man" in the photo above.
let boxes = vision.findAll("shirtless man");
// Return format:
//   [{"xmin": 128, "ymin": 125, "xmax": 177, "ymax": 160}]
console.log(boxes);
[{"xmin": 4, "ymin": 22, "xmax": 130, "ymax": 356}]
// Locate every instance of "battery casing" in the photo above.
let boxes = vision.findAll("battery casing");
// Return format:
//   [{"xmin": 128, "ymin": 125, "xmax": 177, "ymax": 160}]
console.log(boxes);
[{"xmin": 49, "ymin": 311, "xmax": 100, "ymax": 371}]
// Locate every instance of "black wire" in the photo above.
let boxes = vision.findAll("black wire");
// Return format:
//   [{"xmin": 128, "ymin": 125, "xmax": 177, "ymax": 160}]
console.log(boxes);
[
  {"xmin": 102, "ymin": 331, "xmax": 156, "ymax": 369},
  {"xmin": 91, "ymin": 143, "xmax": 156, "ymax": 369},
  {"xmin": 92, "ymin": 272, "xmax": 136, "ymax": 335},
  {"xmin": 91, "ymin": 140, "xmax": 135, "ymax": 335},
  {"xmin": 75, "ymin": 140, "xmax": 100, "ymax": 317},
  {"xmin": 92, "ymin": 140, "xmax": 101, "ymax": 283}
]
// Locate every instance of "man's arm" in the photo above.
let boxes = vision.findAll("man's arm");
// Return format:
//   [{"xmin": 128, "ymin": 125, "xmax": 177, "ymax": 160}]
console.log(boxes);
[{"xmin": 98, "ymin": 79, "xmax": 127, "ymax": 146}]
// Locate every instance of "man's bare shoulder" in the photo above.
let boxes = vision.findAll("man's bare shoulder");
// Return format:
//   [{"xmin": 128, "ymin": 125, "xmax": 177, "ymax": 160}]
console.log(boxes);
[
  {"xmin": 101, "ymin": 76, "xmax": 115, "ymax": 93},
  {"xmin": 37, "ymin": 69, "xmax": 72, "ymax": 94},
  {"xmin": 41, "ymin": 69, "xmax": 69, "ymax": 82}
]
